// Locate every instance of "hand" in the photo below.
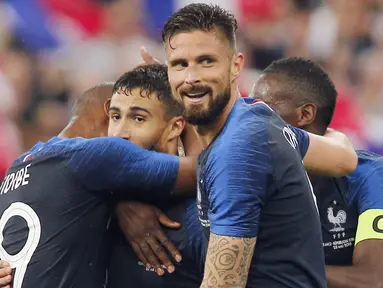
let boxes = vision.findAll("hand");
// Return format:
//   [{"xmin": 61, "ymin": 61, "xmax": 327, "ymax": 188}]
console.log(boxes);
[
  {"xmin": 116, "ymin": 202, "xmax": 182, "ymax": 276},
  {"xmin": 0, "ymin": 260, "xmax": 12, "ymax": 288},
  {"xmin": 135, "ymin": 46, "xmax": 162, "ymax": 68},
  {"xmin": 324, "ymin": 128, "xmax": 354, "ymax": 148}
]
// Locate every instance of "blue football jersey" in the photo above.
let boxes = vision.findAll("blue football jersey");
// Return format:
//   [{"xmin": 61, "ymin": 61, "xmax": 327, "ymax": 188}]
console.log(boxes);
[
  {"xmin": 197, "ymin": 98, "xmax": 325, "ymax": 288},
  {"xmin": 0, "ymin": 136, "xmax": 179, "ymax": 288}
]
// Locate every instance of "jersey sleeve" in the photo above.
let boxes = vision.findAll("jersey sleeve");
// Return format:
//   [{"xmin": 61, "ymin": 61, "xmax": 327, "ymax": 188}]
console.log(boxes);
[
  {"xmin": 289, "ymin": 126, "xmax": 310, "ymax": 158},
  {"xmin": 206, "ymin": 121, "xmax": 272, "ymax": 238},
  {"xmin": 351, "ymin": 157, "xmax": 383, "ymax": 245},
  {"xmin": 64, "ymin": 137, "xmax": 179, "ymax": 199}
]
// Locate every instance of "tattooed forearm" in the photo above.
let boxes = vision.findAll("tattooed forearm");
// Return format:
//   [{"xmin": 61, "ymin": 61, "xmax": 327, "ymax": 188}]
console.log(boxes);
[{"xmin": 200, "ymin": 233, "xmax": 256, "ymax": 288}]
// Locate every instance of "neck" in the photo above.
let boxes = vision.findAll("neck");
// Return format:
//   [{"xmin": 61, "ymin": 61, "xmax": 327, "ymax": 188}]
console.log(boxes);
[
  {"xmin": 196, "ymin": 85, "xmax": 241, "ymax": 147},
  {"xmin": 58, "ymin": 117, "xmax": 106, "ymax": 139},
  {"xmin": 302, "ymin": 123, "xmax": 325, "ymax": 136},
  {"xmin": 166, "ymin": 140, "xmax": 179, "ymax": 156}
]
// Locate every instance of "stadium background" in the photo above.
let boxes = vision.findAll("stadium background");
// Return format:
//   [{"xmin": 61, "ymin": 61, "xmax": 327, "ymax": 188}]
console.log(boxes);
[{"xmin": 0, "ymin": 0, "xmax": 382, "ymax": 181}]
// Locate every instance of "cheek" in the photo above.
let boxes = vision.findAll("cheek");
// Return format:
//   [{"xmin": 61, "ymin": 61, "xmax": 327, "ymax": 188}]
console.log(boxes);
[
  {"xmin": 168, "ymin": 70, "xmax": 184, "ymax": 90},
  {"xmin": 107, "ymin": 123, "xmax": 116, "ymax": 136}
]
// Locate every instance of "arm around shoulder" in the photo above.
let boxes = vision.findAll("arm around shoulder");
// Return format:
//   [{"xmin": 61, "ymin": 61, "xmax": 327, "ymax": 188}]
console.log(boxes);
[{"xmin": 303, "ymin": 130, "xmax": 357, "ymax": 177}]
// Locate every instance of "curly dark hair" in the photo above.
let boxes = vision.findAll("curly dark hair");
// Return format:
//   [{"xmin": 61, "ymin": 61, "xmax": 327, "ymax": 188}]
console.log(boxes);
[{"xmin": 113, "ymin": 64, "xmax": 184, "ymax": 120}]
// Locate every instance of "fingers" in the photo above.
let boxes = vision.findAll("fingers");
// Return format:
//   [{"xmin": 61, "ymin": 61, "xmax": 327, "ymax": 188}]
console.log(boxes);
[
  {"xmin": 130, "ymin": 241, "xmax": 150, "ymax": 269},
  {"xmin": 0, "ymin": 275, "xmax": 11, "ymax": 287},
  {"xmin": 140, "ymin": 46, "xmax": 154, "ymax": 64},
  {"xmin": 158, "ymin": 212, "xmax": 181, "ymax": 229},
  {"xmin": 145, "ymin": 236, "xmax": 172, "ymax": 275},
  {"xmin": 138, "ymin": 237, "xmax": 164, "ymax": 276},
  {"xmin": 0, "ymin": 260, "xmax": 12, "ymax": 287},
  {"xmin": 158, "ymin": 234, "xmax": 182, "ymax": 264}
]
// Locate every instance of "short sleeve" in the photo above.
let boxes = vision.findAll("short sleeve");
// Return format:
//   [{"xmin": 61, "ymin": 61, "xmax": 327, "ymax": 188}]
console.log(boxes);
[
  {"xmin": 352, "ymin": 161, "xmax": 383, "ymax": 214},
  {"xmin": 289, "ymin": 126, "xmax": 310, "ymax": 158},
  {"xmin": 206, "ymin": 121, "xmax": 272, "ymax": 238}
]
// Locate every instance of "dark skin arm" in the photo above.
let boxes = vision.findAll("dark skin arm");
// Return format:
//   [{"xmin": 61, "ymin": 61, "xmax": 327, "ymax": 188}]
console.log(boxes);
[{"xmin": 327, "ymin": 239, "xmax": 383, "ymax": 288}]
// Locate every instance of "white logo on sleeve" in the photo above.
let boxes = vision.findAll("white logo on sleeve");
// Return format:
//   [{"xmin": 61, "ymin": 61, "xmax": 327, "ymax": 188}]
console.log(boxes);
[{"xmin": 283, "ymin": 126, "xmax": 298, "ymax": 149}]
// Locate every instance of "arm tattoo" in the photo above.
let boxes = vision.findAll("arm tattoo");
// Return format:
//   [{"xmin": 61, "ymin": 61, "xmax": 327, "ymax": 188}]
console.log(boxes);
[{"xmin": 200, "ymin": 233, "xmax": 256, "ymax": 288}]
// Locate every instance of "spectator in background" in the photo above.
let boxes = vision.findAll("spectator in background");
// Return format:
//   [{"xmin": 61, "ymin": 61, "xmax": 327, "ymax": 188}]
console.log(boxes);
[{"xmin": 62, "ymin": 0, "xmax": 164, "ymax": 98}]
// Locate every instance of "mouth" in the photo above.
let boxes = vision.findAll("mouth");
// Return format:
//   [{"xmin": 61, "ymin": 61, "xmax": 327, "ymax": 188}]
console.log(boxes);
[{"xmin": 182, "ymin": 89, "xmax": 211, "ymax": 103}]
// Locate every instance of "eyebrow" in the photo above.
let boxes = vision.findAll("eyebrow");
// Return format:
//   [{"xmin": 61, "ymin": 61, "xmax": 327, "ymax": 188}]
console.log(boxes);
[
  {"xmin": 108, "ymin": 106, "xmax": 120, "ymax": 113},
  {"xmin": 108, "ymin": 105, "xmax": 152, "ymax": 116},
  {"xmin": 196, "ymin": 54, "xmax": 217, "ymax": 61},
  {"xmin": 130, "ymin": 106, "xmax": 152, "ymax": 116}
]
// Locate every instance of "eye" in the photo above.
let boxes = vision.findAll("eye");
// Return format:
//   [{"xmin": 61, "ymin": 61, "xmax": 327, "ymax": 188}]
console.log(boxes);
[
  {"xmin": 201, "ymin": 57, "xmax": 214, "ymax": 66},
  {"xmin": 171, "ymin": 60, "xmax": 188, "ymax": 70},
  {"xmin": 111, "ymin": 114, "xmax": 120, "ymax": 121},
  {"xmin": 134, "ymin": 116, "xmax": 145, "ymax": 123}
]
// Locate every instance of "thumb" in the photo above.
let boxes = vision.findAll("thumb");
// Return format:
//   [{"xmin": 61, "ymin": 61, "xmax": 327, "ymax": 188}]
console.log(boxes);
[
  {"xmin": 158, "ymin": 212, "xmax": 181, "ymax": 229},
  {"xmin": 140, "ymin": 46, "xmax": 154, "ymax": 64}
]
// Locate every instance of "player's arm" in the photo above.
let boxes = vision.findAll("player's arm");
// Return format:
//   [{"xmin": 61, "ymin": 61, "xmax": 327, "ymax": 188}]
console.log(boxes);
[
  {"xmin": 327, "ymin": 165, "xmax": 383, "ymax": 288},
  {"xmin": 291, "ymin": 127, "xmax": 357, "ymax": 177},
  {"xmin": 65, "ymin": 137, "xmax": 197, "ymax": 199},
  {"xmin": 201, "ymin": 234, "xmax": 256, "ymax": 287},
  {"xmin": 200, "ymin": 127, "xmax": 271, "ymax": 287}
]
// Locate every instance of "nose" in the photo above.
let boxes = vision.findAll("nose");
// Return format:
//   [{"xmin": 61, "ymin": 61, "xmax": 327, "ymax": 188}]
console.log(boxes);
[
  {"xmin": 112, "ymin": 122, "xmax": 131, "ymax": 139},
  {"xmin": 185, "ymin": 68, "xmax": 201, "ymax": 85}
]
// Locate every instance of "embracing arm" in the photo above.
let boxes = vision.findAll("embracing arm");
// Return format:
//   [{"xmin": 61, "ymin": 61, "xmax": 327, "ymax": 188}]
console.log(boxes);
[
  {"xmin": 65, "ymin": 137, "xmax": 197, "ymax": 199},
  {"xmin": 292, "ymin": 127, "xmax": 357, "ymax": 177},
  {"xmin": 201, "ymin": 233, "xmax": 256, "ymax": 288}
]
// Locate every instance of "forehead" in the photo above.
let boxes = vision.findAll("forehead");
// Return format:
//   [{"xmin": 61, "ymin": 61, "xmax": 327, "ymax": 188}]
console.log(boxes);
[
  {"xmin": 252, "ymin": 74, "xmax": 286, "ymax": 102},
  {"xmin": 165, "ymin": 29, "xmax": 231, "ymax": 60},
  {"xmin": 110, "ymin": 88, "xmax": 165, "ymax": 116}
]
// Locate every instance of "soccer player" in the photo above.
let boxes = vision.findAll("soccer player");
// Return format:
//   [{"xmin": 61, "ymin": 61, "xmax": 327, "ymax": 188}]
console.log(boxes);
[
  {"xmin": 105, "ymin": 64, "xmax": 205, "ymax": 288},
  {"xmin": 160, "ymin": 3, "xmax": 357, "ymax": 288},
  {"xmin": 250, "ymin": 57, "xmax": 383, "ymax": 288},
  {"xmin": 0, "ymin": 79, "xmax": 197, "ymax": 287}
]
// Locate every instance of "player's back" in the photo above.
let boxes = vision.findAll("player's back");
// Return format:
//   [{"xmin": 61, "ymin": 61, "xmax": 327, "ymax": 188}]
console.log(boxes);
[
  {"xmin": 197, "ymin": 98, "xmax": 326, "ymax": 287},
  {"xmin": 107, "ymin": 197, "xmax": 206, "ymax": 288},
  {"xmin": 0, "ymin": 137, "xmax": 111, "ymax": 288}
]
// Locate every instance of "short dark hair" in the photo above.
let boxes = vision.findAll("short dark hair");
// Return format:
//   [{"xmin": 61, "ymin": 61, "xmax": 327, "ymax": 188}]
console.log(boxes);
[
  {"xmin": 112, "ymin": 64, "xmax": 184, "ymax": 120},
  {"xmin": 72, "ymin": 82, "xmax": 114, "ymax": 117},
  {"xmin": 264, "ymin": 57, "xmax": 337, "ymax": 129},
  {"xmin": 162, "ymin": 3, "xmax": 238, "ymax": 48}
]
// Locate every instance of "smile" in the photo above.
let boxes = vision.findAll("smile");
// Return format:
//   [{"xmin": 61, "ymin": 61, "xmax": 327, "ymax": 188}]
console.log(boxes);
[{"xmin": 184, "ymin": 92, "xmax": 209, "ymax": 103}]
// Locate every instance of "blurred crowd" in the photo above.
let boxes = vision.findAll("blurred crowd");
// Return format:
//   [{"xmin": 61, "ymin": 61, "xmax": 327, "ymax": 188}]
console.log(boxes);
[{"xmin": 0, "ymin": 0, "xmax": 383, "ymax": 180}]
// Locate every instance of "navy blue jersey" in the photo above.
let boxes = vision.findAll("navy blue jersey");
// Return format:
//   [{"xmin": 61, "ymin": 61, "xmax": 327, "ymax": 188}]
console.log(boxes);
[
  {"xmin": 0, "ymin": 136, "xmax": 179, "ymax": 288},
  {"xmin": 314, "ymin": 150, "xmax": 383, "ymax": 265},
  {"xmin": 107, "ymin": 198, "xmax": 206, "ymax": 288},
  {"xmin": 197, "ymin": 98, "xmax": 325, "ymax": 288}
]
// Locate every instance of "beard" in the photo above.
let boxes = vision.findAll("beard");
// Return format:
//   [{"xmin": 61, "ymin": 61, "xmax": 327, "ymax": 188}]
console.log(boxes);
[{"xmin": 183, "ymin": 86, "xmax": 231, "ymax": 126}]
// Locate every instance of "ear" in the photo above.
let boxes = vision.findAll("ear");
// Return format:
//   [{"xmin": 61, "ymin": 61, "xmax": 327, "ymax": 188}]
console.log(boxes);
[
  {"xmin": 297, "ymin": 103, "xmax": 316, "ymax": 127},
  {"xmin": 231, "ymin": 53, "xmax": 244, "ymax": 82},
  {"xmin": 104, "ymin": 99, "xmax": 111, "ymax": 117},
  {"xmin": 167, "ymin": 116, "xmax": 186, "ymax": 142}
]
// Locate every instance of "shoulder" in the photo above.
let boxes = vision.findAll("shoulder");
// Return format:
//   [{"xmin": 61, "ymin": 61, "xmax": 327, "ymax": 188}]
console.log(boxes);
[
  {"xmin": 348, "ymin": 151, "xmax": 383, "ymax": 183},
  {"xmin": 346, "ymin": 150, "xmax": 383, "ymax": 213}
]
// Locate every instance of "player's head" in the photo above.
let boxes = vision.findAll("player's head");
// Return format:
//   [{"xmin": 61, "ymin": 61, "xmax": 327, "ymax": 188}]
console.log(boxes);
[
  {"xmin": 69, "ymin": 82, "xmax": 114, "ymax": 137},
  {"xmin": 106, "ymin": 64, "xmax": 185, "ymax": 154},
  {"xmin": 162, "ymin": 3, "xmax": 244, "ymax": 126},
  {"xmin": 250, "ymin": 57, "xmax": 337, "ymax": 135}
]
